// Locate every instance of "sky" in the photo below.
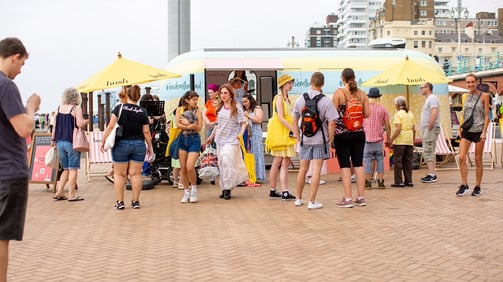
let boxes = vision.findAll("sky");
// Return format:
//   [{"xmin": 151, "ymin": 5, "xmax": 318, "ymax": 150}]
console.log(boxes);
[{"xmin": 0, "ymin": 0, "xmax": 500, "ymax": 113}]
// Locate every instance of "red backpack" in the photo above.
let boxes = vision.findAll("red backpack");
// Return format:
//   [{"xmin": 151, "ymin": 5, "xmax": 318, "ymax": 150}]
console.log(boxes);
[{"xmin": 342, "ymin": 89, "xmax": 364, "ymax": 131}]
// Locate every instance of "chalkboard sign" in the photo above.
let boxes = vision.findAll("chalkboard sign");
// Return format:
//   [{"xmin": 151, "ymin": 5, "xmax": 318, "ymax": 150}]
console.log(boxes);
[{"xmin": 28, "ymin": 133, "xmax": 58, "ymax": 186}]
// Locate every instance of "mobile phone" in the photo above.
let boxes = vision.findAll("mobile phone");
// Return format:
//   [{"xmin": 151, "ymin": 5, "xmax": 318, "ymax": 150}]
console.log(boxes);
[{"xmin": 289, "ymin": 131, "xmax": 294, "ymax": 137}]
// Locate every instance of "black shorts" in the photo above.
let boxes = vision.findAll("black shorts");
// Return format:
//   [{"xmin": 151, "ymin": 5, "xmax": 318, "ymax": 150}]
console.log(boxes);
[
  {"xmin": 0, "ymin": 178, "xmax": 28, "ymax": 241},
  {"xmin": 332, "ymin": 131, "xmax": 366, "ymax": 168},
  {"xmin": 461, "ymin": 131, "xmax": 482, "ymax": 143}
]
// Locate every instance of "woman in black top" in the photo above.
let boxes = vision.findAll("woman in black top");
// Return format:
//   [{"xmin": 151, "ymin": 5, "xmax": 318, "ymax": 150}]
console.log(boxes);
[{"xmin": 101, "ymin": 85, "xmax": 154, "ymax": 210}]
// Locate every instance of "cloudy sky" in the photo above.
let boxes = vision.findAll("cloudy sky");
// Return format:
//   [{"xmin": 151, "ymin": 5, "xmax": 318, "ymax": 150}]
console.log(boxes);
[{"xmin": 0, "ymin": 0, "xmax": 499, "ymax": 112}]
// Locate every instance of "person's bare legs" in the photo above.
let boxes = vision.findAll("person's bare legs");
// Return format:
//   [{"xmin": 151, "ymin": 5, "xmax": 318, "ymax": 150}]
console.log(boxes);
[
  {"xmin": 341, "ymin": 167, "xmax": 353, "ymax": 198},
  {"xmin": 474, "ymin": 141, "xmax": 485, "ymax": 187},
  {"xmin": 67, "ymin": 169, "xmax": 78, "ymax": 199},
  {"xmin": 127, "ymin": 161, "xmax": 143, "ymax": 202},
  {"xmin": 308, "ymin": 159, "xmax": 323, "ymax": 203},
  {"xmin": 54, "ymin": 170, "xmax": 68, "ymax": 197},
  {"xmin": 113, "ymin": 163, "xmax": 128, "ymax": 203},
  {"xmin": 354, "ymin": 166, "xmax": 366, "ymax": 198},
  {"xmin": 295, "ymin": 160, "xmax": 310, "ymax": 201},
  {"xmin": 269, "ymin": 156, "xmax": 282, "ymax": 190},
  {"xmin": 279, "ymin": 157, "xmax": 291, "ymax": 192},
  {"xmin": 0, "ymin": 240, "xmax": 8, "ymax": 282},
  {"xmin": 458, "ymin": 138, "xmax": 471, "ymax": 186}
]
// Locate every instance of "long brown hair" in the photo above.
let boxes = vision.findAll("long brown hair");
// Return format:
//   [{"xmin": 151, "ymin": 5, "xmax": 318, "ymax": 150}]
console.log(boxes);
[
  {"xmin": 181, "ymin": 90, "xmax": 199, "ymax": 111},
  {"xmin": 341, "ymin": 68, "xmax": 358, "ymax": 94},
  {"xmin": 217, "ymin": 83, "xmax": 238, "ymax": 117}
]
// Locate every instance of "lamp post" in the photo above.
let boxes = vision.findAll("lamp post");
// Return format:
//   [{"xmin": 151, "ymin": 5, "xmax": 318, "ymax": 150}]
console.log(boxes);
[
  {"xmin": 287, "ymin": 35, "xmax": 300, "ymax": 48},
  {"xmin": 451, "ymin": 0, "xmax": 469, "ymax": 73}
]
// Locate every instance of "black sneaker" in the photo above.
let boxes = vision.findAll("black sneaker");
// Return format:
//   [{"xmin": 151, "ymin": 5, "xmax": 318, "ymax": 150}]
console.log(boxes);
[
  {"xmin": 269, "ymin": 190, "xmax": 282, "ymax": 199},
  {"xmin": 131, "ymin": 200, "xmax": 140, "ymax": 209},
  {"xmin": 456, "ymin": 185, "xmax": 470, "ymax": 196},
  {"xmin": 390, "ymin": 183, "xmax": 405, "ymax": 188},
  {"xmin": 281, "ymin": 191, "xmax": 296, "ymax": 201},
  {"xmin": 223, "ymin": 190, "xmax": 231, "ymax": 200},
  {"xmin": 471, "ymin": 186, "xmax": 481, "ymax": 197},
  {"xmin": 114, "ymin": 200, "xmax": 125, "ymax": 210},
  {"xmin": 421, "ymin": 174, "xmax": 438, "ymax": 183}
]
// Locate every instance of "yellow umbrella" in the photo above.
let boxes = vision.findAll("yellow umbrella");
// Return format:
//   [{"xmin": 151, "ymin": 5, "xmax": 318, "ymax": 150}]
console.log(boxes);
[
  {"xmin": 362, "ymin": 56, "xmax": 451, "ymax": 104},
  {"xmin": 77, "ymin": 52, "xmax": 181, "ymax": 92}
]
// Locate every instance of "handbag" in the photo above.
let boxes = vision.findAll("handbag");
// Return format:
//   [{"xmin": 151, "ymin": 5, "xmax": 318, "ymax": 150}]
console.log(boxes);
[
  {"xmin": 239, "ymin": 135, "xmax": 256, "ymax": 183},
  {"xmin": 44, "ymin": 147, "xmax": 59, "ymax": 169},
  {"xmin": 264, "ymin": 95, "xmax": 295, "ymax": 152},
  {"xmin": 461, "ymin": 94, "xmax": 481, "ymax": 131},
  {"xmin": 73, "ymin": 127, "xmax": 90, "ymax": 152},
  {"xmin": 72, "ymin": 112, "xmax": 89, "ymax": 152},
  {"xmin": 104, "ymin": 104, "xmax": 124, "ymax": 151}
]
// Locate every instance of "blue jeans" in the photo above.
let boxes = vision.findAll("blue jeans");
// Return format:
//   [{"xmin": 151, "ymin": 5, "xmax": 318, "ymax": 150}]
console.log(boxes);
[
  {"xmin": 112, "ymin": 139, "xmax": 146, "ymax": 163},
  {"xmin": 56, "ymin": 141, "xmax": 81, "ymax": 169},
  {"xmin": 363, "ymin": 141, "xmax": 385, "ymax": 174}
]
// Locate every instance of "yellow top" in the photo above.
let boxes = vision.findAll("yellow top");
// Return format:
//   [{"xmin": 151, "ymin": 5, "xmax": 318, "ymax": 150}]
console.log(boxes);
[{"xmin": 393, "ymin": 110, "xmax": 415, "ymax": 146}]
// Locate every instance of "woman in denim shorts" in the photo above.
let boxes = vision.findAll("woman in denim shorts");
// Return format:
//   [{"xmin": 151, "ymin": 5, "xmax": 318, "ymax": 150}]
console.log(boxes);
[
  {"xmin": 175, "ymin": 91, "xmax": 203, "ymax": 203},
  {"xmin": 100, "ymin": 85, "xmax": 153, "ymax": 210},
  {"xmin": 51, "ymin": 87, "xmax": 89, "ymax": 202}
]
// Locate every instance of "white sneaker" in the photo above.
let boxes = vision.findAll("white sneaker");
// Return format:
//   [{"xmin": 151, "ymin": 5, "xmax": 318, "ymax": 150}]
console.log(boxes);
[
  {"xmin": 351, "ymin": 175, "xmax": 356, "ymax": 183},
  {"xmin": 181, "ymin": 194, "xmax": 190, "ymax": 203},
  {"xmin": 308, "ymin": 201, "xmax": 323, "ymax": 210},
  {"xmin": 306, "ymin": 178, "xmax": 326, "ymax": 185},
  {"xmin": 178, "ymin": 183, "xmax": 184, "ymax": 190},
  {"xmin": 189, "ymin": 191, "xmax": 198, "ymax": 203},
  {"xmin": 295, "ymin": 199, "xmax": 304, "ymax": 206}
]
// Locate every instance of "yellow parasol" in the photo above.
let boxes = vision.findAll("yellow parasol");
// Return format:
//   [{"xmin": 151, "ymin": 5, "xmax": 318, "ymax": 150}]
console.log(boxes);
[
  {"xmin": 77, "ymin": 52, "xmax": 181, "ymax": 92},
  {"xmin": 362, "ymin": 55, "xmax": 451, "ymax": 104}
]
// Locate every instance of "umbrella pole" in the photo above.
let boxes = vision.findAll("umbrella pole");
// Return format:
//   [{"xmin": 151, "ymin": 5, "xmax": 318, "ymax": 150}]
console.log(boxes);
[{"xmin": 406, "ymin": 86, "xmax": 410, "ymax": 107}]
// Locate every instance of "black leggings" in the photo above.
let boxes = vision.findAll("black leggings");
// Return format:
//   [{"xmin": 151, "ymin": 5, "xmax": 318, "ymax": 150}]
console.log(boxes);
[{"xmin": 333, "ymin": 131, "xmax": 366, "ymax": 168}]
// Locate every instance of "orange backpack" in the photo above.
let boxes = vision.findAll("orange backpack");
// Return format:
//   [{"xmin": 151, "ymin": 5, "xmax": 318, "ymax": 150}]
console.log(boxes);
[{"xmin": 342, "ymin": 89, "xmax": 364, "ymax": 131}]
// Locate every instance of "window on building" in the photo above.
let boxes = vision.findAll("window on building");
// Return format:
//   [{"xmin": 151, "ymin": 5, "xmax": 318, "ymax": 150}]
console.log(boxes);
[
  {"xmin": 422, "ymin": 30, "xmax": 425, "ymax": 35},
  {"xmin": 414, "ymin": 41, "xmax": 418, "ymax": 48},
  {"xmin": 387, "ymin": 31, "xmax": 391, "ymax": 36},
  {"xmin": 414, "ymin": 30, "xmax": 418, "ymax": 36},
  {"xmin": 420, "ymin": 10, "xmax": 427, "ymax": 16},
  {"xmin": 420, "ymin": 0, "xmax": 427, "ymax": 6},
  {"xmin": 421, "ymin": 41, "xmax": 426, "ymax": 48},
  {"xmin": 429, "ymin": 41, "xmax": 432, "ymax": 48},
  {"xmin": 438, "ymin": 47, "xmax": 443, "ymax": 52}
]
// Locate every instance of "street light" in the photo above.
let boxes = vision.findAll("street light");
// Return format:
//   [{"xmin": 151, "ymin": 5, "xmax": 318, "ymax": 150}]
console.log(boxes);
[
  {"xmin": 451, "ymin": 1, "xmax": 469, "ymax": 73},
  {"xmin": 287, "ymin": 35, "xmax": 300, "ymax": 48}
]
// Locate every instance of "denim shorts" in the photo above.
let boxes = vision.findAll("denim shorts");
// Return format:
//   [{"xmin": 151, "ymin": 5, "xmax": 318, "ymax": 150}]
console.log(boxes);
[
  {"xmin": 0, "ymin": 178, "xmax": 28, "ymax": 241},
  {"xmin": 112, "ymin": 139, "xmax": 147, "ymax": 163},
  {"xmin": 179, "ymin": 133, "xmax": 201, "ymax": 153},
  {"xmin": 56, "ymin": 141, "xmax": 81, "ymax": 169},
  {"xmin": 363, "ymin": 141, "xmax": 385, "ymax": 174}
]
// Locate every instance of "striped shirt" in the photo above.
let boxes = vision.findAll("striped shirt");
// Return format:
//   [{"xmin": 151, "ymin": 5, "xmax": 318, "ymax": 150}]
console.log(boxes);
[
  {"xmin": 363, "ymin": 103, "xmax": 390, "ymax": 143},
  {"xmin": 214, "ymin": 105, "xmax": 246, "ymax": 145}
]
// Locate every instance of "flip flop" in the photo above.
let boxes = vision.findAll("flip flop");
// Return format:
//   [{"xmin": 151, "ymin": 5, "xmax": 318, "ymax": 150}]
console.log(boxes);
[
  {"xmin": 68, "ymin": 196, "xmax": 84, "ymax": 202},
  {"xmin": 52, "ymin": 195, "xmax": 67, "ymax": 201}
]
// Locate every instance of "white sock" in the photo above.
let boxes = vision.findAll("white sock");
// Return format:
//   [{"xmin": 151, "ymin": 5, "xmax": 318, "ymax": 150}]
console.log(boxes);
[
  {"xmin": 191, "ymin": 185, "xmax": 197, "ymax": 193},
  {"xmin": 184, "ymin": 189, "xmax": 190, "ymax": 196}
]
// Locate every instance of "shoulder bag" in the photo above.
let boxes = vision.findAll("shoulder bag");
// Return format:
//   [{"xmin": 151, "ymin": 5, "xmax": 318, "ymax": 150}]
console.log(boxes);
[
  {"xmin": 461, "ymin": 94, "xmax": 481, "ymax": 131},
  {"xmin": 104, "ymin": 104, "xmax": 124, "ymax": 151},
  {"xmin": 72, "ymin": 107, "xmax": 89, "ymax": 152},
  {"xmin": 264, "ymin": 95, "xmax": 295, "ymax": 152}
]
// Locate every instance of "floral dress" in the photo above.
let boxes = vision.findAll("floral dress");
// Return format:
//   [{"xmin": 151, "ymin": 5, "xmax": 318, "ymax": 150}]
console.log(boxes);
[{"xmin": 248, "ymin": 110, "xmax": 266, "ymax": 181}]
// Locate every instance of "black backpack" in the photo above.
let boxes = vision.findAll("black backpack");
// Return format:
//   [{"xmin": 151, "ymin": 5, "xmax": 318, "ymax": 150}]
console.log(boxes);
[{"xmin": 300, "ymin": 93, "xmax": 327, "ymax": 153}]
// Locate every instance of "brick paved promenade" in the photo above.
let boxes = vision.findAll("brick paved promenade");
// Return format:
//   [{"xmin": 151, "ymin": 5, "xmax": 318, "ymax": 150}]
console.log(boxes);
[{"xmin": 8, "ymin": 164, "xmax": 503, "ymax": 281}]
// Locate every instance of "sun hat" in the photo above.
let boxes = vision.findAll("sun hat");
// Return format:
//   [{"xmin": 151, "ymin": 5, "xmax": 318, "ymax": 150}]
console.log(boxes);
[
  {"xmin": 368, "ymin": 87, "xmax": 381, "ymax": 98},
  {"xmin": 278, "ymin": 74, "xmax": 294, "ymax": 88}
]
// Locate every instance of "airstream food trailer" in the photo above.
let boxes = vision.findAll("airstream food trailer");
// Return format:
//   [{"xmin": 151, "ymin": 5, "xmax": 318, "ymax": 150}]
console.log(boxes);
[{"xmin": 159, "ymin": 48, "xmax": 451, "ymax": 132}]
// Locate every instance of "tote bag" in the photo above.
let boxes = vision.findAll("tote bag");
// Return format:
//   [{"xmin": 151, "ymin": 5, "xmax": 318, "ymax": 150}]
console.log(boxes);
[
  {"xmin": 239, "ymin": 135, "xmax": 256, "ymax": 183},
  {"xmin": 44, "ymin": 147, "xmax": 59, "ymax": 169},
  {"xmin": 264, "ymin": 95, "xmax": 295, "ymax": 152},
  {"xmin": 166, "ymin": 107, "xmax": 183, "ymax": 157},
  {"xmin": 104, "ymin": 104, "xmax": 124, "ymax": 151},
  {"xmin": 73, "ymin": 127, "xmax": 89, "ymax": 152}
]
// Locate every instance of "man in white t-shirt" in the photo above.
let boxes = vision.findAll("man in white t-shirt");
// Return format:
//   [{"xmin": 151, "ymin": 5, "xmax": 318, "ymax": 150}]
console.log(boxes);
[{"xmin": 419, "ymin": 82, "xmax": 440, "ymax": 183}]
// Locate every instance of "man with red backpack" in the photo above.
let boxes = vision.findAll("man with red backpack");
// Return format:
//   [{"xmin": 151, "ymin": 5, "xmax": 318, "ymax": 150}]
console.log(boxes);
[
  {"xmin": 332, "ymin": 68, "xmax": 370, "ymax": 208},
  {"xmin": 291, "ymin": 72, "xmax": 338, "ymax": 210}
]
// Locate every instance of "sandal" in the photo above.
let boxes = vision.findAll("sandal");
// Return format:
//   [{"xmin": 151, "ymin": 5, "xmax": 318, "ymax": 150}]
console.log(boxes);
[
  {"xmin": 247, "ymin": 182, "xmax": 261, "ymax": 187},
  {"xmin": 52, "ymin": 195, "xmax": 67, "ymax": 201}
]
